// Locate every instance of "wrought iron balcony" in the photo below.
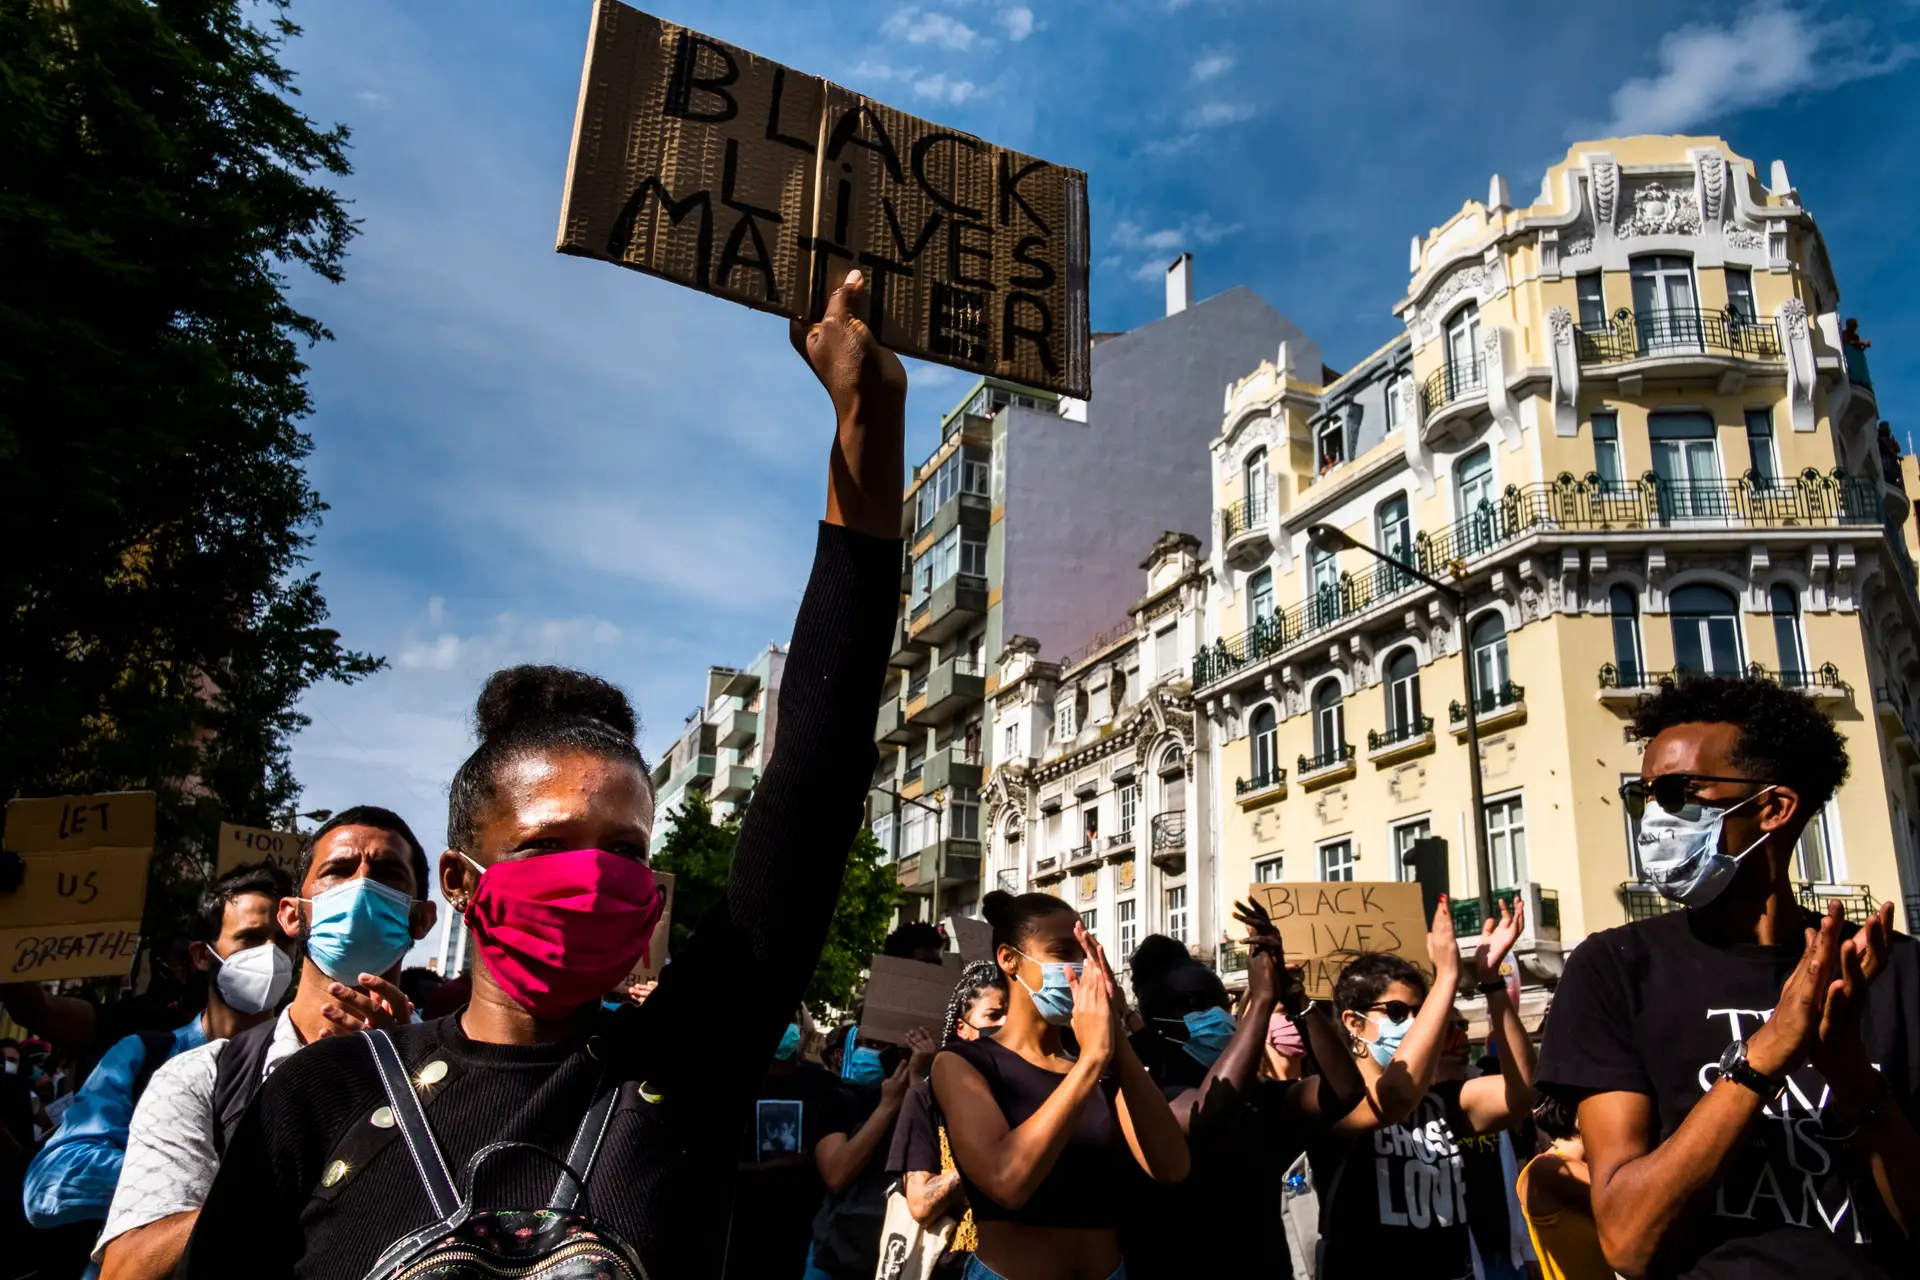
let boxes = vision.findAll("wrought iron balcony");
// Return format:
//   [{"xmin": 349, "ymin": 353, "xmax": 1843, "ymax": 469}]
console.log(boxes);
[
  {"xmin": 1235, "ymin": 767, "xmax": 1287, "ymax": 795},
  {"xmin": 1297, "ymin": 744, "xmax": 1355, "ymax": 776},
  {"xmin": 1451, "ymin": 682, "xmax": 1524, "ymax": 722},
  {"xmin": 1193, "ymin": 469, "xmax": 1880, "ymax": 693},
  {"xmin": 1367, "ymin": 715, "xmax": 1434, "ymax": 751},
  {"xmin": 1222, "ymin": 495, "xmax": 1269, "ymax": 541},
  {"xmin": 1451, "ymin": 887, "xmax": 1559, "ymax": 936},
  {"xmin": 1796, "ymin": 882, "xmax": 1881, "ymax": 925},
  {"xmin": 1217, "ymin": 941, "xmax": 1249, "ymax": 974},
  {"xmin": 1620, "ymin": 882, "xmax": 1684, "ymax": 922},
  {"xmin": 1575, "ymin": 307, "xmax": 1783, "ymax": 365},
  {"xmin": 1150, "ymin": 811, "xmax": 1186, "ymax": 850},
  {"xmin": 1599, "ymin": 663, "xmax": 1847, "ymax": 697},
  {"xmin": 1421, "ymin": 357, "xmax": 1486, "ymax": 414}
]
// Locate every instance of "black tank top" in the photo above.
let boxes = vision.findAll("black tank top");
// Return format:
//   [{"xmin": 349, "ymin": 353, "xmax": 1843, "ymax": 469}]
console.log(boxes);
[
  {"xmin": 1309, "ymin": 1079, "xmax": 1474, "ymax": 1280},
  {"xmin": 937, "ymin": 1039, "xmax": 1140, "ymax": 1229}
]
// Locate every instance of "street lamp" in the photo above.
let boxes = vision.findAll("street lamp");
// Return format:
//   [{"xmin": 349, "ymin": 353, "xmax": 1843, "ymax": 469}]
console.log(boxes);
[
  {"xmin": 1307, "ymin": 523, "xmax": 1494, "ymax": 924},
  {"xmin": 870, "ymin": 785, "xmax": 950, "ymax": 926}
]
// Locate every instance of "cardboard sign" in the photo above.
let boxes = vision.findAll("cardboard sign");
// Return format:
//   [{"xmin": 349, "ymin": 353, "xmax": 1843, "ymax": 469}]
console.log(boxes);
[
  {"xmin": 1246, "ymin": 881, "xmax": 1430, "ymax": 999},
  {"xmin": 619, "ymin": 870, "xmax": 675, "ymax": 990},
  {"xmin": 950, "ymin": 914, "xmax": 994, "ymax": 966},
  {"xmin": 556, "ymin": 1, "xmax": 1092, "ymax": 397},
  {"xmin": 1, "ymin": 792, "xmax": 156, "ymax": 981},
  {"xmin": 860, "ymin": 953, "xmax": 962, "ymax": 1045},
  {"xmin": 3, "ymin": 792, "xmax": 156, "ymax": 853},
  {"xmin": 216, "ymin": 822, "xmax": 306, "ymax": 877}
]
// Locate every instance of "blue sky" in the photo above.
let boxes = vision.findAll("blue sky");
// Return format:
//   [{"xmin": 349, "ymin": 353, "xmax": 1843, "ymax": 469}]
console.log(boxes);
[{"xmin": 271, "ymin": 0, "xmax": 1920, "ymax": 959}]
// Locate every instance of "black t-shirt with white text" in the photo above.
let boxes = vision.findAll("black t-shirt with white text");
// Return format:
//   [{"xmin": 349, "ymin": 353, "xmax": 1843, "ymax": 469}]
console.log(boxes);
[
  {"xmin": 1536, "ymin": 908, "xmax": 1920, "ymax": 1279},
  {"xmin": 1310, "ymin": 1079, "xmax": 1475, "ymax": 1280}
]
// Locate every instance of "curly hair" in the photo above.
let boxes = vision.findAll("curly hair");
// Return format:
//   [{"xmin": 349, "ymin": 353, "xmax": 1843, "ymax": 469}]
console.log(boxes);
[
  {"xmin": 1629, "ymin": 674, "xmax": 1849, "ymax": 813},
  {"xmin": 1333, "ymin": 952, "xmax": 1428, "ymax": 1014},
  {"xmin": 942, "ymin": 961, "xmax": 1007, "ymax": 1047}
]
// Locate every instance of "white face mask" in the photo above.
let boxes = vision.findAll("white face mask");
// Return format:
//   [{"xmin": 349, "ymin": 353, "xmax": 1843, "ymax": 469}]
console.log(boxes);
[
  {"xmin": 2, "ymin": 1061, "xmax": 15, "ymax": 1076},
  {"xmin": 1637, "ymin": 786, "xmax": 1776, "ymax": 908},
  {"xmin": 213, "ymin": 941, "xmax": 294, "ymax": 1015}
]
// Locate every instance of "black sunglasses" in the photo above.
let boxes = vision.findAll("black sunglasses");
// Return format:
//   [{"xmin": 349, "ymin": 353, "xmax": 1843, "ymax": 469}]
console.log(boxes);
[
  {"xmin": 1366, "ymin": 1000, "xmax": 1422, "ymax": 1023},
  {"xmin": 1619, "ymin": 773, "xmax": 1769, "ymax": 819}
]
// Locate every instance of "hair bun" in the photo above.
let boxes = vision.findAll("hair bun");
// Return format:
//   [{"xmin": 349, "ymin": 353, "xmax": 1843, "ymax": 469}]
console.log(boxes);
[
  {"xmin": 980, "ymin": 890, "xmax": 1016, "ymax": 931},
  {"xmin": 474, "ymin": 665, "xmax": 637, "ymax": 743},
  {"xmin": 1127, "ymin": 934, "xmax": 1192, "ymax": 987}
]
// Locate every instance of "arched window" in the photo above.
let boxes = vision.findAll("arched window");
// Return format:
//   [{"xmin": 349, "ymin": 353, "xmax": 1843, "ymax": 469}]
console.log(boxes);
[
  {"xmin": 1243, "ymin": 447, "xmax": 1269, "ymax": 522},
  {"xmin": 1308, "ymin": 544, "xmax": 1339, "ymax": 627},
  {"xmin": 1377, "ymin": 494, "xmax": 1412, "ymax": 590},
  {"xmin": 1630, "ymin": 254, "xmax": 1699, "ymax": 353},
  {"xmin": 1771, "ymin": 584, "xmax": 1806, "ymax": 680},
  {"xmin": 1248, "ymin": 569, "xmax": 1275, "ymax": 623},
  {"xmin": 1158, "ymin": 747, "xmax": 1186, "ymax": 814},
  {"xmin": 1384, "ymin": 648, "xmax": 1421, "ymax": 735},
  {"xmin": 1249, "ymin": 705, "xmax": 1278, "ymax": 786},
  {"xmin": 1610, "ymin": 586, "xmax": 1643, "ymax": 685},
  {"xmin": 1670, "ymin": 584, "xmax": 1741, "ymax": 676},
  {"xmin": 1312, "ymin": 679, "xmax": 1345, "ymax": 763},
  {"xmin": 1469, "ymin": 612, "xmax": 1510, "ymax": 707},
  {"xmin": 1445, "ymin": 303, "xmax": 1481, "ymax": 382}
]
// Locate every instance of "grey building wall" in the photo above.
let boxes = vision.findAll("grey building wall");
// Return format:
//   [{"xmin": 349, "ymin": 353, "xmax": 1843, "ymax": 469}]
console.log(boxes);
[
  {"xmin": 1309, "ymin": 336, "xmax": 1415, "ymax": 462},
  {"xmin": 1001, "ymin": 287, "xmax": 1321, "ymax": 655}
]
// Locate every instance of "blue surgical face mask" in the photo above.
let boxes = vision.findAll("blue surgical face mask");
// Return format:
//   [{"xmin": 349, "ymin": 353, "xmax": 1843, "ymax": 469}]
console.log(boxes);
[
  {"xmin": 841, "ymin": 1028, "xmax": 885, "ymax": 1085},
  {"xmin": 1164, "ymin": 1007, "xmax": 1238, "ymax": 1067},
  {"xmin": 1364, "ymin": 1012, "xmax": 1416, "ymax": 1069},
  {"xmin": 775, "ymin": 1024, "xmax": 802, "ymax": 1062},
  {"xmin": 1014, "ymin": 949, "xmax": 1082, "ymax": 1026},
  {"xmin": 299, "ymin": 877, "xmax": 416, "ymax": 983},
  {"xmin": 1637, "ymin": 787, "xmax": 1776, "ymax": 908}
]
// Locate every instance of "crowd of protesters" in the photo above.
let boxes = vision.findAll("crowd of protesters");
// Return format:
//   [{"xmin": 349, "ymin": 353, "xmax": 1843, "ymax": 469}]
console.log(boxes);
[{"xmin": 2, "ymin": 278, "xmax": 1916, "ymax": 1279}]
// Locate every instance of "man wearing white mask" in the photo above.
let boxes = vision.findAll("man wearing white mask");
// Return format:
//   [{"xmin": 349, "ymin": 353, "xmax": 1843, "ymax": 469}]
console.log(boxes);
[
  {"xmin": 23, "ymin": 861, "xmax": 293, "ymax": 1279},
  {"xmin": 1536, "ymin": 676, "xmax": 1920, "ymax": 1279},
  {"xmin": 93, "ymin": 807, "xmax": 435, "ymax": 1280}
]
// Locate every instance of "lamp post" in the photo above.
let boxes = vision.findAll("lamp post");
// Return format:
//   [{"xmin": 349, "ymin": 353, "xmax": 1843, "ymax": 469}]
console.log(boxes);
[
  {"xmin": 872, "ymin": 785, "xmax": 949, "ymax": 928},
  {"xmin": 1307, "ymin": 524, "xmax": 1494, "ymax": 925}
]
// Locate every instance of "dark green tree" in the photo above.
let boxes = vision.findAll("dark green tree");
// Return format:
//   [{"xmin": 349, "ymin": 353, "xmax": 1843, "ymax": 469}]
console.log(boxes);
[
  {"xmin": 0, "ymin": 0, "xmax": 379, "ymax": 942},
  {"xmin": 651, "ymin": 791, "xmax": 905, "ymax": 1017}
]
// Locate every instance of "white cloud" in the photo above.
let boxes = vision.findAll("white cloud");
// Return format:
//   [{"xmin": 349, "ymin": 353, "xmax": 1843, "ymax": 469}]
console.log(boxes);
[
  {"xmin": 1000, "ymin": 6, "xmax": 1035, "ymax": 40},
  {"xmin": 355, "ymin": 89, "xmax": 391, "ymax": 108},
  {"xmin": 913, "ymin": 72, "xmax": 980, "ymax": 104},
  {"xmin": 883, "ymin": 7, "xmax": 983, "ymax": 51},
  {"xmin": 1603, "ymin": 1, "xmax": 1914, "ymax": 135},
  {"xmin": 848, "ymin": 59, "xmax": 908, "ymax": 82},
  {"xmin": 1186, "ymin": 100, "xmax": 1257, "ymax": 128},
  {"xmin": 1110, "ymin": 214, "xmax": 1243, "ymax": 285},
  {"xmin": 1191, "ymin": 53, "xmax": 1232, "ymax": 82}
]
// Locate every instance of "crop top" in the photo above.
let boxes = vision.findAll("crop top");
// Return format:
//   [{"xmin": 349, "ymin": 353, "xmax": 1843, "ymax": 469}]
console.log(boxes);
[{"xmin": 936, "ymin": 1039, "xmax": 1142, "ymax": 1230}]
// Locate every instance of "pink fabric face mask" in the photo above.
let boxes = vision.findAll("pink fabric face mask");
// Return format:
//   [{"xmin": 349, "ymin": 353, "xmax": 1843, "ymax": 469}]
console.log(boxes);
[
  {"xmin": 1268, "ymin": 1011, "xmax": 1304, "ymax": 1057},
  {"xmin": 463, "ymin": 849, "xmax": 663, "ymax": 1019}
]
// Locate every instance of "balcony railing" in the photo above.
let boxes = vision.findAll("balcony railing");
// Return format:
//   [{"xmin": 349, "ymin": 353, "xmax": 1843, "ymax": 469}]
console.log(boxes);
[
  {"xmin": 1217, "ymin": 942, "xmax": 1249, "ymax": 974},
  {"xmin": 1150, "ymin": 811, "xmax": 1187, "ymax": 850},
  {"xmin": 1845, "ymin": 344, "xmax": 1874, "ymax": 391},
  {"xmin": 1796, "ymin": 882, "xmax": 1881, "ymax": 925},
  {"xmin": 1235, "ymin": 767, "xmax": 1287, "ymax": 795},
  {"xmin": 1452, "ymin": 682, "xmax": 1524, "ymax": 722},
  {"xmin": 1620, "ymin": 882, "xmax": 1684, "ymax": 922},
  {"xmin": 1192, "ymin": 469, "xmax": 1881, "ymax": 693},
  {"xmin": 1600, "ymin": 663, "xmax": 1847, "ymax": 694},
  {"xmin": 1222, "ymin": 495, "xmax": 1268, "ymax": 542},
  {"xmin": 1105, "ymin": 830, "xmax": 1134, "ymax": 852},
  {"xmin": 1368, "ymin": 715, "xmax": 1433, "ymax": 751},
  {"xmin": 907, "ymin": 673, "xmax": 929, "ymax": 700},
  {"xmin": 1575, "ymin": 307, "xmax": 1784, "ymax": 365},
  {"xmin": 996, "ymin": 869, "xmax": 1021, "ymax": 894},
  {"xmin": 903, "ymin": 761, "xmax": 924, "ymax": 785},
  {"xmin": 1452, "ymin": 887, "xmax": 1559, "ymax": 936},
  {"xmin": 1421, "ymin": 357, "xmax": 1486, "ymax": 414},
  {"xmin": 1298, "ymin": 744, "xmax": 1355, "ymax": 776}
]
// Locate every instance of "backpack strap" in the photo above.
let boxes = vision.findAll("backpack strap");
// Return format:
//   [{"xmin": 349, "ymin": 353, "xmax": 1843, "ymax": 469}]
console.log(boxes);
[
  {"xmin": 549, "ymin": 1069, "xmax": 617, "ymax": 1211},
  {"xmin": 210, "ymin": 1017, "xmax": 279, "ymax": 1158},
  {"xmin": 363, "ymin": 1030, "xmax": 459, "ymax": 1221}
]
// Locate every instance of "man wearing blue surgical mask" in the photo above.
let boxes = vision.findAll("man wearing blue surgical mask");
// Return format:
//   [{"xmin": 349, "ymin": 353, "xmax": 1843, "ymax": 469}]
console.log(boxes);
[
  {"xmin": 93, "ymin": 808, "xmax": 432, "ymax": 1280},
  {"xmin": 1537, "ymin": 676, "xmax": 1919, "ymax": 1280}
]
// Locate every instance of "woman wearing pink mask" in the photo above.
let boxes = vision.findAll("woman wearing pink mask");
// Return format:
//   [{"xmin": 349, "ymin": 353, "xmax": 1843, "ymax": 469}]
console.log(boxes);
[{"xmin": 182, "ymin": 272, "xmax": 907, "ymax": 1279}]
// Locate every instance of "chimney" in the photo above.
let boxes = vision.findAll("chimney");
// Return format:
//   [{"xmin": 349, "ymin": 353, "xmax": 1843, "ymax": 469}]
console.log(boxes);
[{"xmin": 1165, "ymin": 253, "xmax": 1193, "ymax": 316}]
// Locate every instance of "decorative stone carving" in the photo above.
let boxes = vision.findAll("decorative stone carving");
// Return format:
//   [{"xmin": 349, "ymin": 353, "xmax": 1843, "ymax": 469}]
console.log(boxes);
[
  {"xmin": 1564, "ymin": 233, "xmax": 1594, "ymax": 257},
  {"xmin": 1546, "ymin": 306, "xmax": 1580, "ymax": 438},
  {"xmin": 1416, "ymin": 267, "xmax": 1485, "ymax": 341},
  {"xmin": 1777, "ymin": 299, "xmax": 1815, "ymax": 432},
  {"xmin": 1482, "ymin": 327, "xmax": 1522, "ymax": 450},
  {"xmin": 1619, "ymin": 182, "xmax": 1702, "ymax": 237},
  {"xmin": 1698, "ymin": 154, "xmax": 1725, "ymax": 223},
  {"xmin": 1726, "ymin": 226, "xmax": 1763, "ymax": 250},
  {"xmin": 1590, "ymin": 160, "xmax": 1618, "ymax": 228},
  {"xmin": 1538, "ymin": 230, "xmax": 1560, "ymax": 279},
  {"xmin": 1387, "ymin": 763, "xmax": 1426, "ymax": 804},
  {"xmin": 1396, "ymin": 378, "xmax": 1434, "ymax": 495}
]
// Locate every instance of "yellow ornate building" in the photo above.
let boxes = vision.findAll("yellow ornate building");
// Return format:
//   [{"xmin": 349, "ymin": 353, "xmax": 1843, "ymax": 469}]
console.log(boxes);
[{"xmin": 1196, "ymin": 136, "xmax": 1910, "ymax": 984}]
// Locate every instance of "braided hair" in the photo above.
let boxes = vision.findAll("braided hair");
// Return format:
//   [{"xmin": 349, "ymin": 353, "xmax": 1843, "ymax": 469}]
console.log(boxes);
[{"xmin": 942, "ymin": 961, "xmax": 1007, "ymax": 1047}]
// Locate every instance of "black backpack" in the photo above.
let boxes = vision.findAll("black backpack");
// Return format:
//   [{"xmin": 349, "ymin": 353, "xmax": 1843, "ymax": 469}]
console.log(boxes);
[
  {"xmin": 356, "ymin": 1029, "xmax": 649, "ymax": 1280},
  {"xmin": 208, "ymin": 1015, "xmax": 278, "ymax": 1157}
]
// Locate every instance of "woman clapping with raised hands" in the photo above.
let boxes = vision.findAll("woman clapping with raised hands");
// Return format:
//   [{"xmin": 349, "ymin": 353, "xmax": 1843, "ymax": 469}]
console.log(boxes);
[{"xmin": 932, "ymin": 891, "xmax": 1189, "ymax": 1280}]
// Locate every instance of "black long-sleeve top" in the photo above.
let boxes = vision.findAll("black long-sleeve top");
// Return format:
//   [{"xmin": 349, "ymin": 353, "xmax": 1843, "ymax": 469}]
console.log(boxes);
[{"xmin": 182, "ymin": 523, "xmax": 900, "ymax": 1280}]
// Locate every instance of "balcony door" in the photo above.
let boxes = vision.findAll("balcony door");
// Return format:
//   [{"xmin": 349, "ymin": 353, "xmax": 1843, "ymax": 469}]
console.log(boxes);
[
  {"xmin": 1649, "ymin": 412, "xmax": 1724, "ymax": 521},
  {"xmin": 1456, "ymin": 447, "xmax": 1496, "ymax": 557},
  {"xmin": 1669, "ymin": 584, "xmax": 1742, "ymax": 676},
  {"xmin": 1244, "ymin": 447, "xmax": 1269, "ymax": 523},
  {"xmin": 1384, "ymin": 648, "xmax": 1421, "ymax": 736},
  {"xmin": 1377, "ymin": 494, "xmax": 1412, "ymax": 590},
  {"xmin": 1249, "ymin": 705, "xmax": 1278, "ymax": 786},
  {"xmin": 1446, "ymin": 305, "xmax": 1480, "ymax": 377},
  {"xmin": 1630, "ymin": 255, "xmax": 1701, "ymax": 353}
]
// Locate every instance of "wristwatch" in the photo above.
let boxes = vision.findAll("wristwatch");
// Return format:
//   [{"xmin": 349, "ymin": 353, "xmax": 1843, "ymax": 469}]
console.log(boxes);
[{"xmin": 1717, "ymin": 1040, "xmax": 1784, "ymax": 1101}]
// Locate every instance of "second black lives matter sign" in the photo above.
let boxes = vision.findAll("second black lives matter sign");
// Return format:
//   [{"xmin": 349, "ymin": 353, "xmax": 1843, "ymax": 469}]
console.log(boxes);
[{"xmin": 555, "ymin": 0, "xmax": 1092, "ymax": 398}]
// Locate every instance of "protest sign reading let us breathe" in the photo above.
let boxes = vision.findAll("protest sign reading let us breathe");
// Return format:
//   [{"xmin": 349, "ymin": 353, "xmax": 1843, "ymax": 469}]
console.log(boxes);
[
  {"xmin": 555, "ymin": 0, "xmax": 1092, "ymax": 398},
  {"xmin": 1248, "ymin": 881, "xmax": 1430, "ymax": 999},
  {"xmin": 0, "ymin": 792, "xmax": 156, "ymax": 981}
]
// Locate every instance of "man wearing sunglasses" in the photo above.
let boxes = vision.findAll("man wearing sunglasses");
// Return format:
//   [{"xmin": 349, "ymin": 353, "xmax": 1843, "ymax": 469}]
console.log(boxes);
[{"xmin": 1535, "ymin": 676, "xmax": 1918, "ymax": 1279}]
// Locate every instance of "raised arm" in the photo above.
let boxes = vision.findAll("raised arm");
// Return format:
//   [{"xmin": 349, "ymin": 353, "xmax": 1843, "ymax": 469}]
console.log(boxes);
[
  {"xmin": 1333, "ymin": 897, "xmax": 1463, "ymax": 1135},
  {"xmin": 647, "ymin": 270, "xmax": 904, "ymax": 1087},
  {"xmin": 1461, "ymin": 896, "xmax": 1538, "ymax": 1134},
  {"xmin": 1087, "ymin": 930, "xmax": 1188, "ymax": 1185},
  {"xmin": 1584, "ymin": 910, "xmax": 1839, "ymax": 1277}
]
